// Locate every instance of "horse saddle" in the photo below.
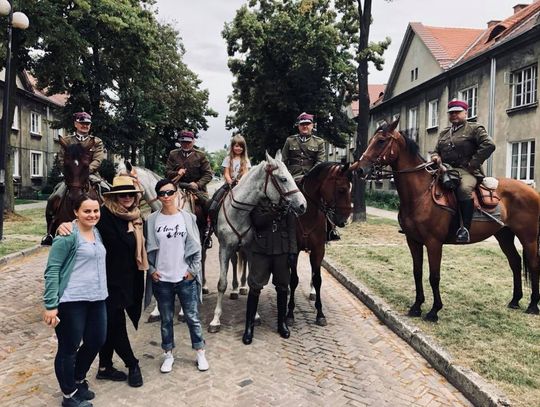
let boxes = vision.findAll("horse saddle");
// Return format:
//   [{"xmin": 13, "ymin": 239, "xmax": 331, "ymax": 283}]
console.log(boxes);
[{"xmin": 431, "ymin": 176, "xmax": 501, "ymax": 215}]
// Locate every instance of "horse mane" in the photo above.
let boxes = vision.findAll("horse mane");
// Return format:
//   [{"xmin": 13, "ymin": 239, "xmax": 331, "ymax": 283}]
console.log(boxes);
[
  {"xmin": 305, "ymin": 162, "xmax": 340, "ymax": 181},
  {"xmin": 65, "ymin": 143, "xmax": 88, "ymax": 160}
]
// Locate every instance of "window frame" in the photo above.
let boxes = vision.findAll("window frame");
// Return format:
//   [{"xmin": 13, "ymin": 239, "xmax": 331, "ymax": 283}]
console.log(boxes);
[
  {"xmin": 11, "ymin": 105, "xmax": 19, "ymax": 130},
  {"xmin": 427, "ymin": 99, "xmax": 439, "ymax": 129},
  {"xmin": 30, "ymin": 112, "xmax": 42, "ymax": 135},
  {"xmin": 407, "ymin": 106, "xmax": 418, "ymax": 142},
  {"xmin": 508, "ymin": 139, "xmax": 535, "ymax": 184},
  {"xmin": 511, "ymin": 65, "xmax": 538, "ymax": 108},
  {"xmin": 30, "ymin": 150, "xmax": 44, "ymax": 177},
  {"xmin": 458, "ymin": 86, "xmax": 478, "ymax": 119},
  {"xmin": 12, "ymin": 148, "xmax": 19, "ymax": 178}
]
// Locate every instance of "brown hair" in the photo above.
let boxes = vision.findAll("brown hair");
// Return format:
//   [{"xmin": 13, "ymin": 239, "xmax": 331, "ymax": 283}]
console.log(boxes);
[{"xmin": 228, "ymin": 134, "xmax": 250, "ymax": 179}]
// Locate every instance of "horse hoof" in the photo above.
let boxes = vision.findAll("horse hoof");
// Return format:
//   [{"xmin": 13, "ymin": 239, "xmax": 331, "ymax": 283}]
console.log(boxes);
[
  {"xmin": 147, "ymin": 315, "xmax": 161, "ymax": 323},
  {"xmin": 230, "ymin": 292, "xmax": 239, "ymax": 300},
  {"xmin": 239, "ymin": 288, "xmax": 248, "ymax": 295},
  {"xmin": 407, "ymin": 308, "xmax": 422, "ymax": 317},
  {"xmin": 286, "ymin": 317, "xmax": 295, "ymax": 326},
  {"xmin": 309, "ymin": 293, "xmax": 316, "ymax": 301},
  {"xmin": 208, "ymin": 324, "xmax": 221, "ymax": 333},
  {"xmin": 202, "ymin": 287, "xmax": 210, "ymax": 295},
  {"xmin": 423, "ymin": 313, "xmax": 438, "ymax": 323},
  {"xmin": 177, "ymin": 314, "xmax": 185, "ymax": 323},
  {"xmin": 525, "ymin": 306, "xmax": 539, "ymax": 315},
  {"xmin": 254, "ymin": 316, "xmax": 262, "ymax": 326},
  {"xmin": 507, "ymin": 302, "xmax": 520, "ymax": 310},
  {"xmin": 315, "ymin": 317, "xmax": 327, "ymax": 326}
]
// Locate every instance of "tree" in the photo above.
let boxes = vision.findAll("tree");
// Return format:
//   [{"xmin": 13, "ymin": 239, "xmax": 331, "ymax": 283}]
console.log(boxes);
[
  {"xmin": 223, "ymin": 0, "xmax": 357, "ymax": 161},
  {"xmin": 336, "ymin": 0, "xmax": 391, "ymax": 221}
]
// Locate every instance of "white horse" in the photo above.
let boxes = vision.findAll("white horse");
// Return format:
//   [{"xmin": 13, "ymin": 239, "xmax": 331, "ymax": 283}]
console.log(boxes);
[{"xmin": 208, "ymin": 151, "xmax": 307, "ymax": 333}]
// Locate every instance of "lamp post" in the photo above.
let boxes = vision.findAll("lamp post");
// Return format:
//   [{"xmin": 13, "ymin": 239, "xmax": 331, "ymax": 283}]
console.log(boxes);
[{"xmin": 0, "ymin": 0, "xmax": 28, "ymax": 239}]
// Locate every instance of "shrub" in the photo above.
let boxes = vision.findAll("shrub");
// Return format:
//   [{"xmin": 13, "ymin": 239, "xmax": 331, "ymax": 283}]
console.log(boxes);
[{"xmin": 365, "ymin": 190, "xmax": 400, "ymax": 211}]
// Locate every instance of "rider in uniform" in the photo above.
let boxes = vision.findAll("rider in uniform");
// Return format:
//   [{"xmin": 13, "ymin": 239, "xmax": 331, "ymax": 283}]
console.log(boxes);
[
  {"xmin": 242, "ymin": 198, "xmax": 297, "ymax": 345},
  {"xmin": 41, "ymin": 111, "xmax": 108, "ymax": 245},
  {"xmin": 165, "ymin": 130, "xmax": 213, "ymax": 247},
  {"xmin": 430, "ymin": 99, "xmax": 496, "ymax": 243},
  {"xmin": 282, "ymin": 112, "xmax": 340, "ymax": 241}
]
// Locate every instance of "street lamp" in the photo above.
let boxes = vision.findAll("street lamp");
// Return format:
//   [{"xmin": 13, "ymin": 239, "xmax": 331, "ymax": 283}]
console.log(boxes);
[{"xmin": 0, "ymin": 0, "xmax": 29, "ymax": 239}]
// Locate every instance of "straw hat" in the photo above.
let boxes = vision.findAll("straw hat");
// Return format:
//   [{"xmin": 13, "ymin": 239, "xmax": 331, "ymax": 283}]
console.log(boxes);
[{"xmin": 103, "ymin": 176, "xmax": 143, "ymax": 195}]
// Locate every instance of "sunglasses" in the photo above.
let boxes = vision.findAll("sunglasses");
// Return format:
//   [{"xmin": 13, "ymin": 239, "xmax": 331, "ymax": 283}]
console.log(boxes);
[
  {"xmin": 118, "ymin": 193, "xmax": 136, "ymax": 198},
  {"xmin": 157, "ymin": 189, "xmax": 176, "ymax": 197}
]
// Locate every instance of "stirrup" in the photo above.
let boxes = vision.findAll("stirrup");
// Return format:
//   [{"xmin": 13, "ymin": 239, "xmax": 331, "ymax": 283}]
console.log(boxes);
[{"xmin": 455, "ymin": 227, "xmax": 470, "ymax": 243}]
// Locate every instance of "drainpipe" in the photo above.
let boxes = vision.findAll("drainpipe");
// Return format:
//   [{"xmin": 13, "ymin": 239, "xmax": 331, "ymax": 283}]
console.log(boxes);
[{"xmin": 487, "ymin": 57, "xmax": 496, "ymax": 176}]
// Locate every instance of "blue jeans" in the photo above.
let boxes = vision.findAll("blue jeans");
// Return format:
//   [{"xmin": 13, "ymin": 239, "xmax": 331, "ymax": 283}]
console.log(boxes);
[
  {"xmin": 54, "ymin": 301, "xmax": 107, "ymax": 394},
  {"xmin": 152, "ymin": 279, "xmax": 205, "ymax": 351}
]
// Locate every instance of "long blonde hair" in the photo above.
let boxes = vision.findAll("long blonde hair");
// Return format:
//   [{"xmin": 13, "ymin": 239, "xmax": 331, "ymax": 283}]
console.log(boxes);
[{"xmin": 228, "ymin": 134, "xmax": 249, "ymax": 179}]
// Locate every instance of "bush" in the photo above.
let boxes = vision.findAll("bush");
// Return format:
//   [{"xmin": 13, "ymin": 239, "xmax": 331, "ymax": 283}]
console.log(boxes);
[{"xmin": 365, "ymin": 190, "xmax": 400, "ymax": 211}]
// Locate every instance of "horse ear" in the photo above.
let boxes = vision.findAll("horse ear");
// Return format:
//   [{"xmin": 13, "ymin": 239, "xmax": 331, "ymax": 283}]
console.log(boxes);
[
  {"xmin": 389, "ymin": 115, "xmax": 400, "ymax": 132},
  {"xmin": 265, "ymin": 150, "xmax": 273, "ymax": 164},
  {"xmin": 275, "ymin": 150, "xmax": 283, "ymax": 162},
  {"xmin": 58, "ymin": 135, "xmax": 67, "ymax": 149},
  {"xmin": 342, "ymin": 162, "xmax": 350, "ymax": 173}
]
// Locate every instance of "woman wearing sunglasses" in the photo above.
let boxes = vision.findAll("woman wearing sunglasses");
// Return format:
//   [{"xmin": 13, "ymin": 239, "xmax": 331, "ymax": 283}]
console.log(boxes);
[{"xmin": 145, "ymin": 179, "xmax": 209, "ymax": 373}]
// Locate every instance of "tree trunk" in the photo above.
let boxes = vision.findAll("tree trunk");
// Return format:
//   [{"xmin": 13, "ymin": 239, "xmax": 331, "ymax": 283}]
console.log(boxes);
[{"xmin": 352, "ymin": 0, "xmax": 372, "ymax": 223}]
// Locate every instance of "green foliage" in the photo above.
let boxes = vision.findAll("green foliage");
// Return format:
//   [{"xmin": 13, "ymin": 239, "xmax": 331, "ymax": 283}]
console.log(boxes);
[
  {"xmin": 41, "ymin": 155, "xmax": 63, "ymax": 194},
  {"xmin": 223, "ymin": 0, "xmax": 357, "ymax": 160},
  {"xmin": 210, "ymin": 148, "xmax": 229, "ymax": 175},
  {"xmin": 365, "ymin": 189, "xmax": 400, "ymax": 211}
]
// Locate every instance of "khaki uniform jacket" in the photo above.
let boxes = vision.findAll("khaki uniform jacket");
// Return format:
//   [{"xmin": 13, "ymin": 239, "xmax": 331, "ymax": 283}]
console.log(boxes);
[
  {"xmin": 165, "ymin": 148, "xmax": 213, "ymax": 192},
  {"xmin": 249, "ymin": 199, "xmax": 297, "ymax": 256},
  {"xmin": 282, "ymin": 134, "xmax": 325, "ymax": 177},
  {"xmin": 433, "ymin": 122, "xmax": 495, "ymax": 178},
  {"xmin": 58, "ymin": 134, "xmax": 105, "ymax": 174}
]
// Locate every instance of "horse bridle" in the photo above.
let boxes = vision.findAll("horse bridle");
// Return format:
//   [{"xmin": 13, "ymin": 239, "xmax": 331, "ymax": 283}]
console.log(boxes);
[{"xmin": 223, "ymin": 163, "xmax": 301, "ymax": 245}]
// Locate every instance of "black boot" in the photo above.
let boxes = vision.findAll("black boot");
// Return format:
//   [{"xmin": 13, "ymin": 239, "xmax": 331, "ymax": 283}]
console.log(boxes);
[
  {"xmin": 456, "ymin": 199, "xmax": 474, "ymax": 243},
  {"xmin": 41, "ymin": 234, "xmax": 53, "ymax": 246},
  {"xmin": 242, "ymin": 293, "xmax": 259, "ymax": 345},
  {"xmin": 276, "ymin": 290, "xmax": 290, "ymax": 339}
]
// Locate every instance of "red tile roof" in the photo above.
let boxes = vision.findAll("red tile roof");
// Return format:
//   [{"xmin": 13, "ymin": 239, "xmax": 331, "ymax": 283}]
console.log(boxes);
[
  {"xmin": 351, "ymin": 84, "xmax": 386, "ymax": 116},
  {"xmin": 409, "ymin": 23, "xmax": 484, "ymax": 69},
  {"xmin": 25, "ymin": 73, "xmax": 67, "ymax": 107}
]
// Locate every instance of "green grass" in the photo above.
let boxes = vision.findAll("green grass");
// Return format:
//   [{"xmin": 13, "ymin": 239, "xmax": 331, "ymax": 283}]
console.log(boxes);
[
  {"xmin": 326, "ymin": 218, "xmax": 540, "ymax": 407},
  {"xmin": 0, "ymin": 208, "xmax": 46, "ymax": 256}
]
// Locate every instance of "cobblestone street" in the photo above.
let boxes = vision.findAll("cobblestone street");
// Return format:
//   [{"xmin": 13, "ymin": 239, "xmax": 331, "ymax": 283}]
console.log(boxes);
[{"xmin": 0, "ymin": 246, "xmax": 472, "ymax": 406}]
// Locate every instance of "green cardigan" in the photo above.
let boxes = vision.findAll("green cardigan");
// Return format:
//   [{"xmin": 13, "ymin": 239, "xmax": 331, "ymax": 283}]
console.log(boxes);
[{"xmin": 43, "ymin": 229, "xmax": 79, "ymax": 310}]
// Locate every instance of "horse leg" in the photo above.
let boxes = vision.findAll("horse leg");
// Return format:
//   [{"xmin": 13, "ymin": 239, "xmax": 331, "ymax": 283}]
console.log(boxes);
[
  {"xmin": 286, "ymin": 253, "xmax": 299, "ymax": 326},
  {"xmin": 209, "ymin": 247, "xmax": 230, "ymax": 333},
  {"xmin": 201, "ymin": 246, "xmax": 209, "ymax": 294},
  {"xmin": 494, "ymin": 228, "xmax": 523, "ymax": 309},
  {"xmin": 406, "ymin": 237, "xmax": 425, "ymax": 317},
  {"xmin": 177, "ymin": 305, "xmax": 185, "ymax": 322},
  {"xmin": 311, "ymin": 251, "xmax": 327, "ymax": 326},
  {"xmin": 424, "ymin": 242, "xmax": 443, "ymax": 322},
  {"xmin": 521, "ymin": 239, "xmax": 540, "ymax": 314},
  {"xmin": 309, "ymin": 281, "xmax": 316, "ymax": 301},
  {"xmin": 239, "ymin": 250, "xmax": 249, "ymax": 295},
  {"xmin": 148, "ymin": 302, "xmax": 161, "ymax": 323},
  {"xmin": 230, "ymin": 251, "xmax": 240, "ymax": 300}
]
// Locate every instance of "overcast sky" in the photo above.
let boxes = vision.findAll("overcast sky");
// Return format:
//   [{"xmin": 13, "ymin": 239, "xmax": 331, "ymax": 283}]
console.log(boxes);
[{"xmin": 155, "ymin": 0, "xmax": 526, "ymax": 152}]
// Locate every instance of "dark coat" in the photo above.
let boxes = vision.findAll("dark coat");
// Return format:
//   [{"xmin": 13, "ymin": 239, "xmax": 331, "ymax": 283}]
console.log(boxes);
[
  {"xmin": 96, "ymin": 206, "xmax": 144, "ymax": 329},
  {"xmin": 281, "ymin": 134, "xmax": 325, "ymax": 177},
  {"xmin": 434, "ymin": 122, "xmax": 495, "ymax": 178},
  {"xmin": 165, "ymin": 148, "xmax": 213, "ymax": 192},
  {"xmin": 249, "ymin": 199, "xmax": 297, "ymax": 255}
]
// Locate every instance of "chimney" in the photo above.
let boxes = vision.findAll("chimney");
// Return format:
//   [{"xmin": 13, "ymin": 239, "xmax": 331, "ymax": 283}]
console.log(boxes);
[
  {"xmin": 487, "ymin": 20, "xmax": 501, "ymax": 28},
  {"xmin": 513, "ymin": 4, "xmax": 528, "ymax": 14}
]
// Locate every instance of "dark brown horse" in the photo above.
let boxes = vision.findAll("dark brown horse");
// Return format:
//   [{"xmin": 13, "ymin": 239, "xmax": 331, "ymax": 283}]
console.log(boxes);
[
  {"xmin": 287, "ymin": 162, "xmax": 353, "ymax": 326},
  {"xmin": 44, "ymin": 137, "xmax": 99, "ymax": 240},
  {"xmin": 353, "ymin": 118, "xmax": 540, "ymax": 321}
]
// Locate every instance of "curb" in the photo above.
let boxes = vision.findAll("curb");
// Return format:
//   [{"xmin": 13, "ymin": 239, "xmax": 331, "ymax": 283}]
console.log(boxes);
[
  {"xmin": 322, "ymin": 258, "xmax": 511, "ymax": 407},
  {"xmin": 0, "ymin": 244, "xmax": 47, "ymax": 266}
]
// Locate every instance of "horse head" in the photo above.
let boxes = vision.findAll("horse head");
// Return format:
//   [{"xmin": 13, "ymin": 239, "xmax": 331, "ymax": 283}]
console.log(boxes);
[
  {"xmin": 353, "ymin": 116, "xmax": 406, "ymax": 178},
  {"xmin": 263, "ymin": 150, "xmax": 307, "ymax": 216},
  {"xmin": 59, "ymin": 137, "xmax": 93, "ymax": 200},
  {"xmin": 304, "ymin": 163, "xmax": 352, "ymax": 227}
]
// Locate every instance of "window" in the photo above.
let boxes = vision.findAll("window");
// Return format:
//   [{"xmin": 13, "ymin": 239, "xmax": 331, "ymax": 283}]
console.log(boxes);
[
  {"xmin": 30, "ymin": 112, "xmax": 42, "ymax": 135},
  {"xmin": 12, "ymin": 148, "xmax": 19, "ymax": 177},
  {"xmin": 458, "ymin": 86, "xmax": 478, "ymax": 118},
  {"xmin": 511, "ymin": 65, "xmax": 537, "ymax": 108},
  {"xmin": 510, "ymin": 140, "xmax": 535, "ymax": 183},
  {"xmin": 407, "ymin": 107, "xmax": 418, "ymax": 142},
  {"xmin": 30, "ymin": 151, "xmax": 43, "ymax": 177},
  {"xmin": 410, "ymin": 67, "xmax": 418, "ymax": 82},
  {"xmin": 427, "ymin": 99, "xmax": 439, "ymax": 128},
  {"xmin": 11, "ymin": 106, "xmax": 19, "ymax": 130}
]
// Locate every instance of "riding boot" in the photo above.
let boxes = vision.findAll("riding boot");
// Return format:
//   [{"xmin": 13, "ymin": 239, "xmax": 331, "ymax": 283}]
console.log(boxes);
[
  {"xmin": 456, "ymin": 199, "xmax": 474, "ymax": 243},
  {"xmin": 276, "ymin": 290, "xmax": 290, "ymax": 339},
  {"xmin": 242, "ymin": 293, "xmax": 259, "ymax": 345},
  {"xmin": 203, "ymin": 226, "xmax": 213, "ymax": 249}
]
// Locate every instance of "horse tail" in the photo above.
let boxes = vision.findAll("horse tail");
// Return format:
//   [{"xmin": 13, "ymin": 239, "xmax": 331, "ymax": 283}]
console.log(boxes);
[{"xmin": 526, "ymin": 217, "xmax": 540, "ymax": 284}]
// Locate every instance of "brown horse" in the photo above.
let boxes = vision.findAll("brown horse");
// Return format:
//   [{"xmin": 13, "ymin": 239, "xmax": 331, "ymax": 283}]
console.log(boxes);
[
  {"xmin": 353, "ymin": 118, "xmax": 540, "ymax": 321},
  {"xmin": 43, "ymin": 137, "xmax": 100, "ymax": 241},
  {"xmin": 287, "ymin": 162, "xmax": 353, "ymax": 326}
]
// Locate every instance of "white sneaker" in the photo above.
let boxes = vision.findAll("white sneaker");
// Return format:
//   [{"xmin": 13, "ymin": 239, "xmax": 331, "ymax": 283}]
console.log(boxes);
[
  {"xmin": 196, "ymin": 350, "xmax": 209, "ymax": 371},
  {"xmin": 160, "ymin": 352, "xmax": 174, "ymax": 373}
]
